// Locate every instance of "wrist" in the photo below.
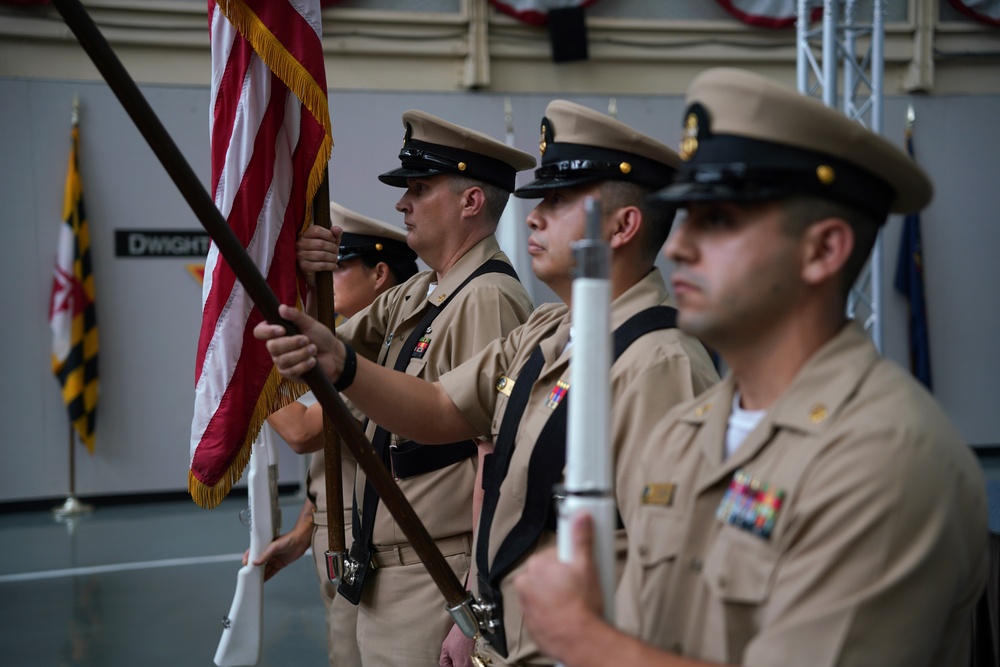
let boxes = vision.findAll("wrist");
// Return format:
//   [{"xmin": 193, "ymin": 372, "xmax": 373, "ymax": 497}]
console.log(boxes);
[{"xmin": 334, "ymin": 342, "xmax": 357, "ymax": 392}]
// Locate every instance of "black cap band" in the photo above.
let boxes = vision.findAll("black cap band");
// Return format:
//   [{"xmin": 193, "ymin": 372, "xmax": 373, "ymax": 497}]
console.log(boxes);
[
  {"xmin": 515, "ymin": 142, "xmax": 676, "ymax": 197},
  {"xmin": 652, "ymin": 134, "xmax": 895, "ymax": 220},
  {"xmin": 379, "ymin": 138, "xmax": 518, "ymax": 191},
  {"xmin": 337, "ymin": 232, "xmax": 416, "ymax": 263}
]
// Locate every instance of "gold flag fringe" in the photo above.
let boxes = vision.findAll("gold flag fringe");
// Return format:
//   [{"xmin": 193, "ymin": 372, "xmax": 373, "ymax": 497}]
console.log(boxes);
[{"xmin": 189, "ymin": 366, "xmax": 309, "ymax": 509}]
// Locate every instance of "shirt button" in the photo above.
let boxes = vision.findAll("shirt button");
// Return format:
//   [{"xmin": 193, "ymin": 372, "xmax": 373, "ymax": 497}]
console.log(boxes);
[
  {"xmin": 638, "ymin": 545, "xmax": 649, "ymax": 557},
  {"xmin": 718, "ymin": 575, "xmax": 728, "ymax": 589},
  {"xmin": 690, "ymin": 558, "xmax": 703, "ymax": 572},
  {"xmin": 671, "ymin": 642, "xmax": 683, "ymax": 654}
]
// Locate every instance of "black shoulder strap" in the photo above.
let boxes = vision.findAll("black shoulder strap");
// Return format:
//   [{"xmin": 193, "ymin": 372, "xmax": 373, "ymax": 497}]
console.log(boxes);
[
  {"xmin": 485, "ymin": 305, "xmax": 678, "ymax": 586},
  {"xmin": 353, "ymin": 259, "xmax": 519, "ymax": 548},
  {"xmin": 474, "ymin": 345, "xmax": 547, "ymax": 581}
]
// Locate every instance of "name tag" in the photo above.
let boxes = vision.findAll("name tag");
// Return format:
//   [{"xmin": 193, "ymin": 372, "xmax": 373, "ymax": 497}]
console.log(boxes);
[{"xmin": 641, "ymin": 483, "xmax": 676, "ymax": 506}]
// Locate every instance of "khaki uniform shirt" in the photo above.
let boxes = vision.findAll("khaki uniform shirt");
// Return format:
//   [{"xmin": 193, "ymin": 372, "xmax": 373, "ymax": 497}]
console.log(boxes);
[
  {"xmin": 617, "ymin": 323, "xmax": 988, "ymax": 667},
  {"xmin": 439, "ymin": 270, "xmax": 719, "ymax": 664},
  {"xmin": 299, "ymin": 389, "xmax": 360, "ymax": 531},
  {"xmin": 339, "ymin": 235, "xmax": 533, "ymax": 546}
]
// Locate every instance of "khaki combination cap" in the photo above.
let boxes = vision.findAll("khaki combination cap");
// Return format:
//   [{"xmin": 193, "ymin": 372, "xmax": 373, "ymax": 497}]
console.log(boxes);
[
  {"xmin": 331, "ymin": 201, "xmax": 416, "ymax": 264},
  {"xmin": 515, "ymin": 99, "xmax": 681, "ymax": 198},
  {"xmin": 379, "ymin": 109, "xmax": 536, "ymax": 192},
  {"xmin": 650, "ymin": 68, "xmax": 933, "ymax": 220}
]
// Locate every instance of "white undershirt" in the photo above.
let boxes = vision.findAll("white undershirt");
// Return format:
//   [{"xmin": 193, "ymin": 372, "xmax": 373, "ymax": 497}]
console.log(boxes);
[{"xmin": 724, "ymin": 391, "xmax": 766, "ymax": 459}]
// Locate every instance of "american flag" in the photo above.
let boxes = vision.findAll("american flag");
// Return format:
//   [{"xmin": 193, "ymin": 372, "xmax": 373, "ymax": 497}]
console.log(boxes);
[{"xmin": 189, "ymin": 0, "xmax": 332, "ymax": 508}]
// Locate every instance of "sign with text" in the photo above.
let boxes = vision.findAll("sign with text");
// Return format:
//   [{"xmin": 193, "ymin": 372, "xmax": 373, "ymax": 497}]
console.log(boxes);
[{"xmin": 115, "ymin": 230, "xmax": 210, "ymax": 258}]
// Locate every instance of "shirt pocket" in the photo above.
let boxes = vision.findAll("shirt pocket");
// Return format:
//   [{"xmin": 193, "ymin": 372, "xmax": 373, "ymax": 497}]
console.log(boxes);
[
  {"xmin": 635, "ymin": 504, "xmax": 684, "ymax": 567},
  {"xmin": 403, "ymin": 356, "xmax": 427, "ymax": 379},
  {"xmin": 702, "ymin": 525, "xmax": 781, "ymax": 659},
  {"xmin": 703, "ymin": 526, "xmax": 779, "ymax": 604}
]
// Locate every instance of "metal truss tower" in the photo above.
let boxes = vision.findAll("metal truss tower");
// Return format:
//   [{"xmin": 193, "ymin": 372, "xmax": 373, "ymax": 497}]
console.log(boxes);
[{"xmin": 797, "ymin": 0, "xmax": 886, "ymax": 352}]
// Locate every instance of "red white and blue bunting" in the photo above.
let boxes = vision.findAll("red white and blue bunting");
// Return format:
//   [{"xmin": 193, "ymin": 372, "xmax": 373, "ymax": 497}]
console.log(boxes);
[
  {"xmin": 489, "ymin": 0, "xmax": 600, "ymax": 27},
  {"xmin": 716, "ymin": 0, "xmax": 822, "ymax": 29},
  {"xmin": 948, "ymin": 0, "xmax": 1000, "ymax": 27}
]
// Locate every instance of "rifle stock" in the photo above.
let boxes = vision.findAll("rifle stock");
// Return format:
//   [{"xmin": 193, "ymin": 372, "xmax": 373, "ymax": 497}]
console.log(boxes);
[{"xmin": 214, "ymin": 426, "xmax": 280, "ymax": 667}]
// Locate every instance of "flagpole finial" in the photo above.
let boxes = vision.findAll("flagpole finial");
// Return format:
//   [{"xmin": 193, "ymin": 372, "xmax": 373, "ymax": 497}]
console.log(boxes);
[
  {"xmin": 71, "ymin": 94, "xmax": 80, "ymax": 126},
  {"xmin": 607, "ymin": 97, "xmax": 617, "ymax": 119},
  {"xmin": 503, "ymin": 96, "xmax": 513, "ymax": 134},
  {"xmin": 905, "ymin": 103, "xmax": 915, "ymax": 138}
]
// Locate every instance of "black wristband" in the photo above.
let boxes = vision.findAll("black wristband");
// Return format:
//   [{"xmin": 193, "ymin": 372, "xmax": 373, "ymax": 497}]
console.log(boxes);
[{"xmin": 334, "ymin": 342, "xmax": 357, "ymax": 392}]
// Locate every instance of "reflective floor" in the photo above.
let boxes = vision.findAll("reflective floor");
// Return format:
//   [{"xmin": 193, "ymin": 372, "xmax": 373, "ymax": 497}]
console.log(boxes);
[{"xmin": 0, "ymin": 495, "xmax": 326, "ymax": 667}]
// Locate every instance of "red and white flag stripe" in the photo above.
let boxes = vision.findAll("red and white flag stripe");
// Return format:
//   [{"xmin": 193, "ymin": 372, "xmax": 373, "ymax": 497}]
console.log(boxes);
[{"xmin": 190, "ymin": 0, "xmax": 331, "ymax": 508}]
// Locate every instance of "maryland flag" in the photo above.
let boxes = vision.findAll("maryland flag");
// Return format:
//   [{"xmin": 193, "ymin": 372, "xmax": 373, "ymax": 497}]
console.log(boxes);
[
  {"xmin": 50, "ymin": 113, "xmax": 99, "ymax": 454},
  {"xmin": 190, "ymin": 0, "xmax": 332, "ymax": 508}
]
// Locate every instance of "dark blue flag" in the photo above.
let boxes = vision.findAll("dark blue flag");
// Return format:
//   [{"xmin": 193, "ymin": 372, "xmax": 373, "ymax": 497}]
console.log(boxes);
[{"xmin": 894, "ymin": 133, "xmax": 932, "ymax": 390}]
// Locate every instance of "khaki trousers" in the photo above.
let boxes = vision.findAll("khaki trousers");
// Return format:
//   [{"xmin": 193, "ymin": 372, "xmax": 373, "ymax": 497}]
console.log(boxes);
[
  {"xmin": 355, "ymin": 533, "xmax": 472, "ymax": 667},
  {"xmin": 311, "ymin": 512, "xmax": 362, "ymax": 667}
]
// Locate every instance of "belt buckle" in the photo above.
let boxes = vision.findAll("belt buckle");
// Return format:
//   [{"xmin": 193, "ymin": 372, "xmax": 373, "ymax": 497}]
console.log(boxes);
[{"xmin": 470, "ymin": 652, "xmax": 491, "ymax": 667}]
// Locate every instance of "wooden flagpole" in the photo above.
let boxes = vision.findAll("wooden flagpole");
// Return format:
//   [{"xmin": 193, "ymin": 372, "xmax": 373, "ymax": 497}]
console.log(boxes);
[
  {"xmin": 48, "ymin": 0, "xmax": 469, "ymax": 611},
  {"xmin": 310, "ymin": 173, "xmax": 348, "ymax": 577}
]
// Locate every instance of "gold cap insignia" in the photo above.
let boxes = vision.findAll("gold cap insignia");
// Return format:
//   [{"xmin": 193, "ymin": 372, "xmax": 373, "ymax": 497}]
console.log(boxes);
[
  {"xmin": 375, "ymin": 242, "xmax": 383, "ymax": 251},
  {"xmin": 458, "ymin": 161, "xmax": 467, "ymax": 171},
  {"xmin": 816, "ymin": 165, "xmax": 836, "ymax": 185},
  {"xmin": 619, "ymin": 162, "xmax": 632, "ymax": 174},
  {"xmin": 680, "ymin": 113, "xmax": 699, "ymax": 161},
  {"xmin": 539, "ymin": 124, "xmax": 547, "ymax": 156}
]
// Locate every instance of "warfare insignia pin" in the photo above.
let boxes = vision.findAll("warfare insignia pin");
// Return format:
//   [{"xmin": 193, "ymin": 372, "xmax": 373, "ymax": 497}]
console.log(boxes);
[
  {"xmin": 715, "ymin": 469, "xmax": 785, "ymax": 540},
  {"xmin": 412, "ymin": 336, "xmax": 431, "ymax": 359},
  {"xmin": 546, "ymin": 380, "xmax": 569, "ymax": 409}
]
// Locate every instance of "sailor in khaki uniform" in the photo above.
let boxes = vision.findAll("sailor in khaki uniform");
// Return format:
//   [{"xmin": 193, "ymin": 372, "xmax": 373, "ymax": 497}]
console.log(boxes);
[
  {"xmin": 256, "ymin": 202, "xmax": 418, "ymax": 667},
  {"xmin": 264, "ymin": 110, "xmax": 536, "ymax": 666},
  {"xmin": 513, "ymin": 68, "xmax": 989, "ymax": 667},
  {"xmin": 257, "ymin": 100, "xmax": 719, "ymax": 666}
]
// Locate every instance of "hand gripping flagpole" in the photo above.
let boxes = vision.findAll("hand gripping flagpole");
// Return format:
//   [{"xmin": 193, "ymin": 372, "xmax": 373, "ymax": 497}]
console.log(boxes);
[
  {"xmin": 49, "ymin": 0, "xmax": 477, "ymax": 626},
  {"xmin": 558, "ymin": 198, "xmax": 616, "ymax": 638}
]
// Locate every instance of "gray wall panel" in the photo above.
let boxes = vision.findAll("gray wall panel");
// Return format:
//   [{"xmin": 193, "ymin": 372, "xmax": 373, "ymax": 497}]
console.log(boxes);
[{"xmin": 1, "ymin": 77, "xmax": 997, "ymax": 503}]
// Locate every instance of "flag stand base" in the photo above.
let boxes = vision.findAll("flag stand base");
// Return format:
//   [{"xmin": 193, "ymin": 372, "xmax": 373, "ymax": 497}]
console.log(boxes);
[{"xmin": 52, "ymin": 496, "xmax": 94, "ymax": 520}]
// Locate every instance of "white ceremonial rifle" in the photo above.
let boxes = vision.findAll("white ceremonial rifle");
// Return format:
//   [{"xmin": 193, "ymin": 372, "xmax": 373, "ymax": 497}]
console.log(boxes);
[
  {"xmin": 558, "ymin": 197, "xmax": 617, "ymax": 637},
  {"xmin": 214, "ymin": 424, "xmax": 281, "ymax": 667}
]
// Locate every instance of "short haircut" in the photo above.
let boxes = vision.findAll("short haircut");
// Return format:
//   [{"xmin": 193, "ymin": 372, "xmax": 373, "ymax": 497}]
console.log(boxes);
[
  {"xmin": 780, "ymin": 196, "xmax": 880, "ymax": 300},
  {"xmin": 447, "ymin": 174, "xmax": 511, "ymax": 224},
  {"xmin": 360, "ymin": 254, "xmax": 420, "ymax": 285},
  {"xmin": 598, "ymin": 180, "xmax": 678, "ymax": 263}
]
